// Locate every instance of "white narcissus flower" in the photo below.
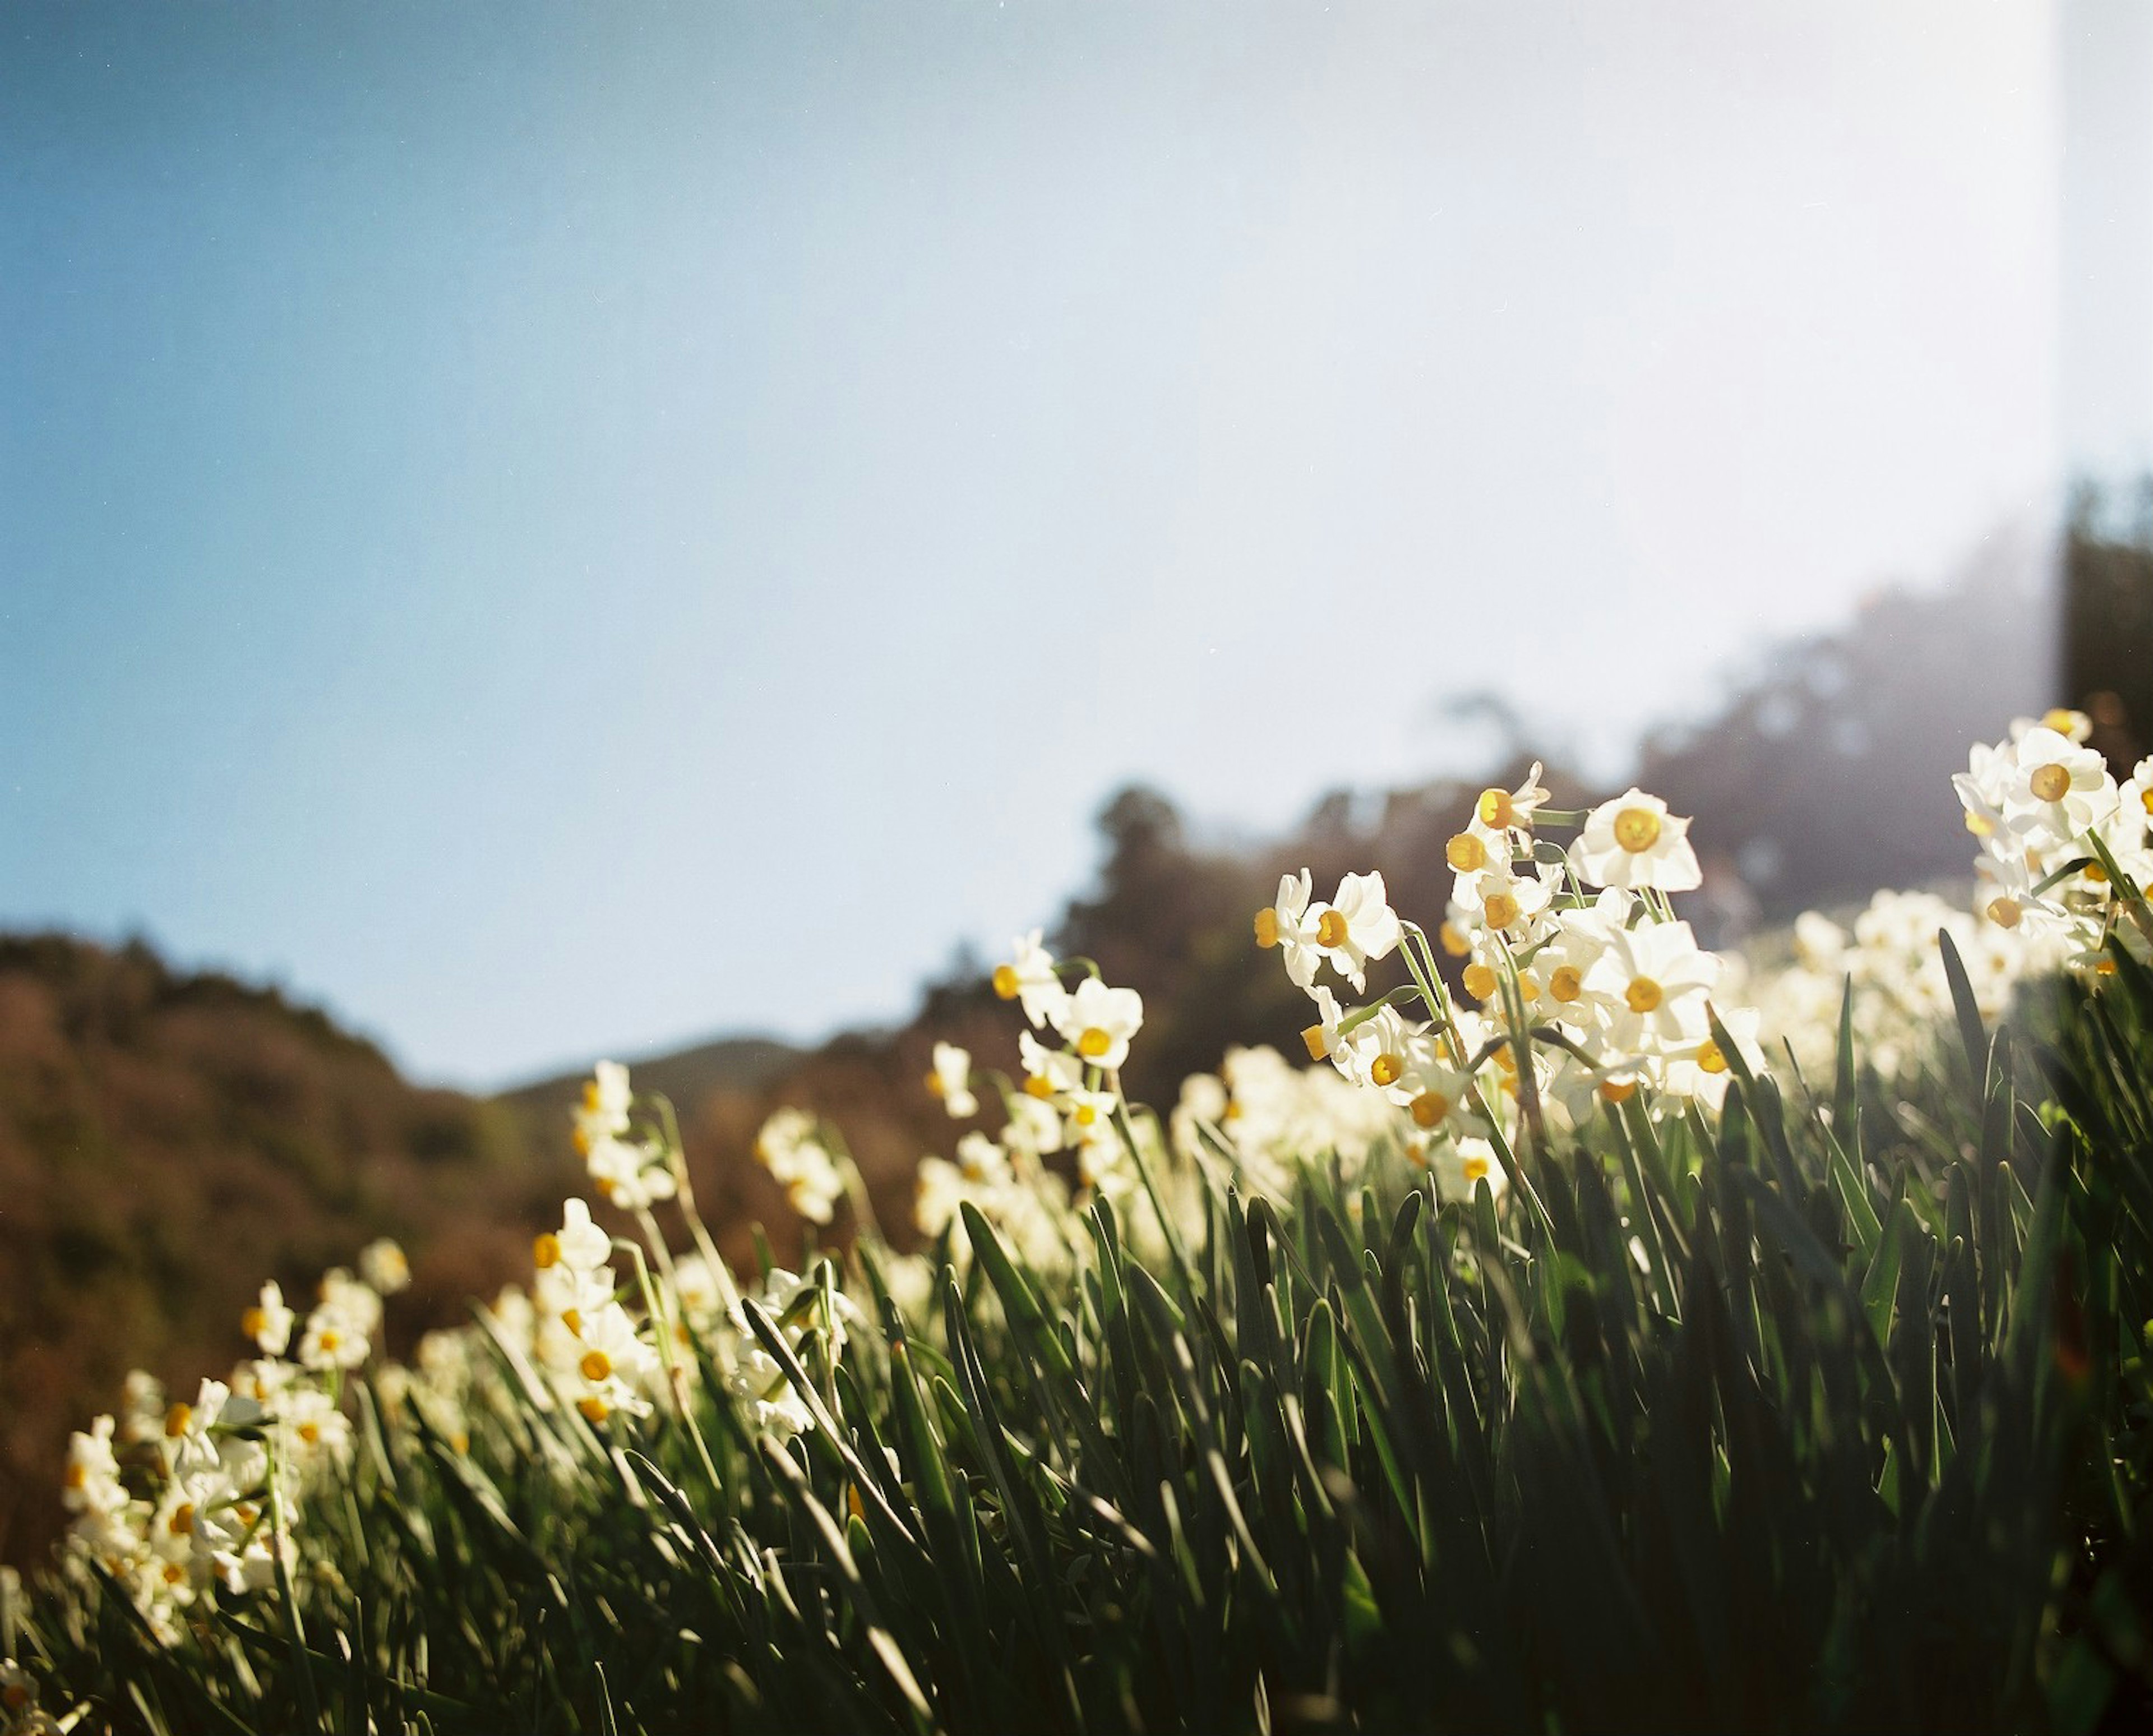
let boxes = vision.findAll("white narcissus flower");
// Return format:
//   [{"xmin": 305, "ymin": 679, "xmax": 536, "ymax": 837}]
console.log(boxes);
[
  {"xmin": 279, "ymin": 1385, "xmax": 354, "ymax": 1468},
  {"xmin": 1061, "ymin": 1087, "xmax": 1120, "ymax": 1147},
  {"xmin": 586, "ymin": 1130, "xmax": 678, "ymax": 1212},
  {"xmin": 2011, "ymin": 707, "xmax": 2092, "ymax": 744},
  {"xmin": 1052, "ymin": 977, "xmax": 1145, "ymax": 1072},
  {"xmin": 926, "ymin": 1042, "xmax": 978, "ymax": 1118},
  {"xmin": 62, "ymin": 1417, "xmax": 126, "ymax": 1516},
  {"xmin": 2000, "ymin": 725, "xmax": 2118, "ymax": 854},
  {"xmin": 1018, "ymin": 1029, "xmax": 1083, "ymax": 1102},
  {"xmin": 992, "ymin": 929, "xmax": 1068, "ymax": 1029},
  {"xmin": 1953, "ymin": 738, "xmax": 2015, "ymax": 844},
  {"xmin": 1000, "ymin": 1089, "xmax": 1065, "ymax": 1158},
  {"xmin": 1332, "ymin": 1004, "xmax": 1432, "ymax": 1106},
  {"xmin": 1254, "ymin": 870, "xmax": 1323, "ymax": 988},
  {"xmin": 573, "ymin": 1060, "xmax": 633, "ymax": 1155},
  {"xmin": 1452, "ymin": 858, "xmax": 1554, "ymax": 940},
  {"xmin": 1582, "ymin": 918, "xmax": 1721, "ymax": 1054},
  {"xmin": 913, "ymin": 1156, "xmax": 969, "ymax": 1240},
  {"xmin": 754, "ymin": 1110, "xmax": 847, "ymax": 1224},
  {"xmin": 1569, "ymin": 790, "xmax": 1703, "ymax": 893},
  {"xmin": 1305, "ymin": 871, "xmax": 1403, "ymax": 992},
  {"xmin": 1472, "ymin": 761, "xmax": 1551, "ymax": 835},
  {"xmin": 568, "ymin": 1299, "xmax": 658, "ymax": 1424},
  {"xmin": 297, "ymin": 1272, "xmax": 381, "ymax": 1373},
  {"xmin": 1661, "ymin": 1005, "xmax": 1766, "ymax": 1111},
  {"xmin": 1426, "ymin": 1135, "xmax": 1508, "ymax": 1204},
  {"xmin": 542, "ymin": 1198, "xmax": 616, "ymax": 1275},
  {"xmin": 241, "ymin": 1281, "xmax": 295, "ymax": 1358},
  {"xmin": 1299, "ymin": 986, "xmax": 1348, "ymax": 1064},
  {"xmin": 1399, "ymin": 1056, "xmax": 1475, "ymax": 1137},
  {"xmin": 359, "ymin": 1238, "xmax": 411, "ymax": 1296}
]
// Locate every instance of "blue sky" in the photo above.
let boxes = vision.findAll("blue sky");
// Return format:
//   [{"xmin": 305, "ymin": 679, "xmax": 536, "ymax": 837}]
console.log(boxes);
[{"xmin": 2, "ymin": 2, "xmax": 2136, "ymax": 1086}]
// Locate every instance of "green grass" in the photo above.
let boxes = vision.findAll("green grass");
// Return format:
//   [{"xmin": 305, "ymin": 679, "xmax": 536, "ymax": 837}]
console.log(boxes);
[{"xmin": 10, "ymin": 935, "xmax": 2153, "ymax": 1735}]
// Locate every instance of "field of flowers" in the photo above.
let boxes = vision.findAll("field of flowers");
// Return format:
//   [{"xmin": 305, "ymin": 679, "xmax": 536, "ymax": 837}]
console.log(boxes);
[{"xmin": 4, "ymin": 711, "xmax": 2152, "ymax": 1734}]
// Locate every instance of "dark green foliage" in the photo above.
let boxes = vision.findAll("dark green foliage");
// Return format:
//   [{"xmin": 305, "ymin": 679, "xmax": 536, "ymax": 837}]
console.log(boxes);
[{"xmin": 13, "ymin": 955, "xmax": 2153, "ymax": 1735}]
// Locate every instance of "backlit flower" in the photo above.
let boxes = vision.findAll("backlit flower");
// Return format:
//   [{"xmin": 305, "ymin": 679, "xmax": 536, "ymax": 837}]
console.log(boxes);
[{"xmin": 1569, "ymin": 789, "xmax": 1702, "ymax": 892}]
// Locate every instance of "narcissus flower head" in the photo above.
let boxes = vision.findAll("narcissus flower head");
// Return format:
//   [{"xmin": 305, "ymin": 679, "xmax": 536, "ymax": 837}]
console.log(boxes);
[
  {"xmin": 1305, "ymin": 871, "xmax": 1403, "ymax": 992},
  {"xmin": 926, "ymin": 1042, "xmax": 978, "ymax": 1118},
  {"xmin": 1569, "ymin": 789, "xmax": 1702, "ymax": 892},
  {"xmin": 1052, "ymin": 977, "xmax": 1144, "ymax": 1072}
]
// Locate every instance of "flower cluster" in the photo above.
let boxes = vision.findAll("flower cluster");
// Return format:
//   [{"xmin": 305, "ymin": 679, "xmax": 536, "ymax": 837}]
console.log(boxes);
[
  {"xmin": 1955, "ymin": 708, "xmax": 2153, "ymax": 963},
  {"xmin": 531, "ymin": 1198, "xmax": 661, "ymax": 1424},
  {"xmin": 755, "ymin": 1107, "xmax": 846, "ymax": 1225},
  {"xmin": 987, "ymin": 931, "xmax": 1145, "ymax": 1199},
  {"xmin": 575, "ymin": 1059, "xmax": 680, "ymax": 1211},
  {"xmin": 54, "ymin": 1245, "xmax": 406, "ymax": 1645},
  {"xmin": 1745, "ymin": 890, "xmax": 2072, "ymax": 1081},
  {"xmin": 1255, "ymin": 772, "xmax": 1761, "ymax": 1186},
  {"xmin": 1171, "ymin": 1043, "xmax": 1505, "ymax": 1206}
]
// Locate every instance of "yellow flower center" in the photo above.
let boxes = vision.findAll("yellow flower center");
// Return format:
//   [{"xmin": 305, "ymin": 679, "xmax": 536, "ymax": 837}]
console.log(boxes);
[
  {"xmin": 1491, "ymin": 1040, "xmax": 1517, "ymax": 1077},
  {"xmin": 1461, "ymin": 963, "xmax": 1498, "ymax": 1002},
  {"xmin": 164, "ymin": 1403, "xmax": 192, "ymax": 1439},
  {"xmin": 1613, "ymin": 807, "xmax": 1662, "ymax": 853},
  {"xmin": 1986, "ymin": 897, "xmax": 2023, "ymax": 931},
  {"xmin": 1598, "ymin": 1079, "xmax": 1637, "ymax": 1104},
  {"xmin": 2029, "ymin": 762, "xmax": 2071, "ymax": 802},
  {"xmin": 1625, "ymin": 977, "xmax": 1664, "ymax": 1014},
  {"xmin": 163, "ymin": 1561, "xmax": 186, "ymax": 1586},
  {"xmin": 1074, "ymin": 1102, "xmax": 1098, "ymax": 1127},
  {"xmin": 1438, "ymin": 921, "xmax": 1471, "ymax": 958},
  {"xmin": 1077, "ymin": 1027, "xmax": 1113, "ymax": 1060},
  {"xmin": 1024, "ymin": 1074, "xmax": 1056, "ymax": 1100},
  {"xmin": 577, "ymin": 1396, "xmax": 611, "ymax": 1424},
  {"xmin": 924, "ymin": 1070, "xmax": 945, "ymax": 1098},
  {"xmin": 1410, "ymin": 1091, "xmax": 1450, "ymax": 1129},
  {"xmin": 64, "ymin": 1462, "xmax": 87, "ymax": 1491},
  {"xmin": 2142, "ymin": 788, "xmax": 2153, "ymax": 817},
  {"xmin": 170, "ymin": 1502, "xmax": 195, "ymax": 1536},
  {"xmin": 2043, "ymin": 708, "xmax": 2078, "ymax": 734},
  {"xmin": 1476, "ymin": 788, "xmax": 1514, "ymax": 829},
  {"xmin": 234, "ymin": 1503, "xmax": 258, "ymax": 1526},
  {"xmin": 318, "ymin": 1328, "xmax": 341, "ymax": 1353},
  {"xmin": 1695, "ymin": 1039, "xmax": 1728, "ymax": 1075},
  {"xmin": 1253, "ymin": 908, "xmax": 1279, "ymax": 948},
  {"xmin": 1370, "ymin": 1052, "xmax": 1403, "ymax": 1088},
  {"xmin": 242, "ymin": 1306, "xmax": 266, "ymax": 1339},
  {"xmin": 1445, "ymin": 833, "xmax": 1487, "ymax": 874},
  {"xmin": 1964, "ymin": 810, "xmax": 1993, "ymax": 837},
  {"xmin": 580, "ymin": 1349, "xmax": 613, "ymax": 1383},
  {"xmin": 991, "ymin": 964, "xmax": 1022, "ymax": 1000},
  {"xmin": 1462, "ymin": 1155, "xmax": 1491, "ymax": 1185},
  {"xmin": 562, "ymin": 1308, "xmax": 583, "ymax": 1337},
  {"xmin": 1483, "ymin": 892, "xmax": 1520, "ymax": 930},
  {"xmin": 298, "ymin": 1421, "xmax": 321, "ymax": 1446},
  {"xmin": 533, "ymin": 1232, "xmax": 561, "ymax": 1269},
  {"xmin": 2095, "ymin": 957, "xmax": 2118, "ymax": 978},
  {"xmin": 2084, "ymin": 862, "xmax": 2108, "ymax": 884},
  {"xmin": 1549, "ymin": 965, "xmax": 1583, "ymax": 1003},
  {"xmin": 1301, "ymin": 1023, "xmax": 1330, "ymax": 1061},
  {"xmin": 1316, "ymin": 909, "xmax": 1351, "ymax": 948}
]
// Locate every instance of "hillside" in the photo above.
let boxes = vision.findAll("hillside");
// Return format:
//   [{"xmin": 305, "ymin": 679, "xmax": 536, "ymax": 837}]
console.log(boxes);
[{"xmin": 0, "ymin": 937, "xmax": 579, "ymax": 1563}]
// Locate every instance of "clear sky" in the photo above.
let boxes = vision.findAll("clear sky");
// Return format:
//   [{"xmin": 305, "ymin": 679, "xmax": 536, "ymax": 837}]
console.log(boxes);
[{"xmin": 1, "ymin": 1, "xmax": 2129, "ymax": 1087}]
